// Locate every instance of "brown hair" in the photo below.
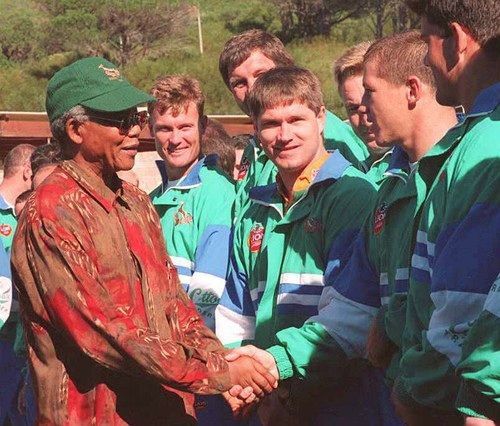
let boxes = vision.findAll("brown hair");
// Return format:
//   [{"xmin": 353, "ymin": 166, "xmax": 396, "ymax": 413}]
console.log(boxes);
[
  {"xmin": 2, "ymin": 144, "xmax": 36, "ymax": 179},
  {"xmin": 149, "ymin": 75, "xmax": 205, "ymax": 116},
  {"xmin": 30, "ymin": 141, "xmax": 63, "ymax": 176},
  {"xmin": 364, "ymin": 31, "xmax": 435, "ymax": 88},
  {"xmin": 201, "ymin": 119, "xmax": 235, "ymax": 177},
  {"xmin": 333, "ymin": 41, "xmax": 372, "ymax": 88},
  {"xmin": 247, "ymin": 66, "xmax": 324, "ymax": 119},
  {"xmin": 407, "ymin": 0, "xmax": 500, "ymax": 51},
  {"xmin": 219, "ymin": 29, "xmax": 295, "ymax": 88}
]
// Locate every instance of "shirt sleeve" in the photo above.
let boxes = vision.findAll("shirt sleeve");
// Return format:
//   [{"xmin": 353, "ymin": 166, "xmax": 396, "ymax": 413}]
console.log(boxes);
[{"xmin": 14, "ymin": 210, "xmax": 231, "ymax": 395}]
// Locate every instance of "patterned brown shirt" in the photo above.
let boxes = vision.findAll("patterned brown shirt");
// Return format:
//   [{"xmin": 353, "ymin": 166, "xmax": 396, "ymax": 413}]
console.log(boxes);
[{"xmin": 11, "ymin": 160, "xmax": 230, "ymax": 425}]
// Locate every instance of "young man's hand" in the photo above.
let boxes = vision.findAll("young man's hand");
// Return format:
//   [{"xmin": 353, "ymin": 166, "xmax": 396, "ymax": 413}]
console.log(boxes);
[
  {"xmin": 225, "ymin": 345, "xmax": 279, "ymax": 381},
  {"xmin": 227, "ymin": 355, "xmax": 278, "ymax": 397},
  {"xmin": 366, "ymin": 318, "xmax": 398, "ymax": 369}
]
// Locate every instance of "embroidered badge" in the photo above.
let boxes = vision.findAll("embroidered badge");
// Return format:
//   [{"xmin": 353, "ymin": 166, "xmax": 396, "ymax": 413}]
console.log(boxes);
[
  {"xmin": 248, "ymin": 223, "xmax": 265, "ymax": 253},
  {"xmin": 373, "ymin": 202, "xmax": 388, "ymax": 235},
  {"xmin": 0, "ymin": 224, "xmax": 12, "ymax": 237},
  {"xmin": 98, "ymin": 64, "xmax": 122, "ymax": 81},
  {"xmin": 311, "ymin": 168, "xmax": 320, "ymax": 181},
  {"xmin": 303, "ymin": 217, "xmax": 323, "ymax": 233},
  {"xmin": 237, "ymin": 157, "xmax": 250, "ymax": 180},
  {"xmin": 173, "ymin": 203, "xmax": 193, "ymax": 226}
]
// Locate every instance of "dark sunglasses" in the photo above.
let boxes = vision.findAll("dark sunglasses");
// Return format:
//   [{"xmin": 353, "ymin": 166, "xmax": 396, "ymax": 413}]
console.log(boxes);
[{"xmin": 88, "ymin": 110, "xmax": 149, "ymax": 134}]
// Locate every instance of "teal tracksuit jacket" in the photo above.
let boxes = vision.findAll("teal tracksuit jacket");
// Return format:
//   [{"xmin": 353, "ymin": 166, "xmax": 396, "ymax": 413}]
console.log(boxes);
[
  {"xmin": 217, "ymin": 151, "xmax": 384, "ymax": 420},
  {"xmin": 396, "ymin": 83, "xmax": 500, "ymax": 421},
  {"xmin": 150, "ymin": 155, "xmax": 235, "ymax": 330}
]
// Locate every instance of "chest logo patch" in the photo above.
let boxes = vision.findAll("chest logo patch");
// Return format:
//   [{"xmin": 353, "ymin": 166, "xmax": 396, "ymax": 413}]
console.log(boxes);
[
  {"xmin": 237, "ymin": 157, "xmax": 250, "ymax": 180},
  {"xmin": 0, "ymin": 224, "xmax": 12, "ymax": 237},
  {"xmin": 373, "ymin": 202, "xmax": 388, "ymax": 235},
  {"xmin": 248, "ymin": 223, "xmax": 265, "ymax": 253},
  {"xmin": 174, "ymin": 203, "xmax": 193, "ymax": 226},
  {"xmin": 304, "ymin": 217, "xmax": 323, "ymax": 233}
]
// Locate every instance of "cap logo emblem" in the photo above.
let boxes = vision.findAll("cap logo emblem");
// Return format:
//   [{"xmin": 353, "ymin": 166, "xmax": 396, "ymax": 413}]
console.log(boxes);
[{"xmin": 98, "ymin": 64, "xmax": 122, "ymax": 81}]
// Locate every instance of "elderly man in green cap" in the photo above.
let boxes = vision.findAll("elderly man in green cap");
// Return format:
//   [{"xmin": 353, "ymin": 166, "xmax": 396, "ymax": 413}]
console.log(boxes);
[{"xmin": 10, "ymin": 57, "xmax": 276, "ymax": 425}]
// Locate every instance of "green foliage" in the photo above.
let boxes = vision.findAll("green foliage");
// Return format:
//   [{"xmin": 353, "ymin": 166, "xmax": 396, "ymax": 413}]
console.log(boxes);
[
  {"xmin": 29, "ymin": 52, "xmax": 81, "ymax": 79},
  {"xmin": 222, "ymin": 2, "xmax": 280, "ymax": 34},
  {"xmin": 0, "ymin": 66, "xmax": 46, "ymax": 111}
]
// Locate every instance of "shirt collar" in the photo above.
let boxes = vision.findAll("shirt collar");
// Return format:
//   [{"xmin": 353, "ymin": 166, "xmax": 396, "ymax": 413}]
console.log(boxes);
[
  {"xmin": 61, "ymin": 160, "xmax": 123, "ymax": 213},
  {"xmin": 156, "ymin": 154, "xmax": 216, "ymax": 197},
  {"xmin": 385, "ymin": 146, "xmax": 410, "ymax": 174},
  {"xmin": 250, "ymin": 149, "xmax": 352, "ymax": 204}
]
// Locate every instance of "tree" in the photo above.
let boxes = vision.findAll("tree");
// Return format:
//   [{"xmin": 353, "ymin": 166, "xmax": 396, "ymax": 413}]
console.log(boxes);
[{"xmin": 273, "ymin": 0, "xmax": 369, "ymax": 41}]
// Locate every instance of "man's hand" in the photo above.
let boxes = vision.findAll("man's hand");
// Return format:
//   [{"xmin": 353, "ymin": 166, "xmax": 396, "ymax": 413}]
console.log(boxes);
[
  {"xmin": 366, "ymin": 318, "xmax": 398, "ymax": 369},
  {"xmin": 464, "ymin": 417, "xmax": 497, "ymax": 426},
  {"xmin": 223, "ymin": 388, "xmax": 258, "ymax": 420},
  {"xmin": 227, "ymin": 355, "xmax": 277, "ymax": 398},
  {"xmin": 225, "ymin": 345, "xmax": 279, "ymax": 381}
]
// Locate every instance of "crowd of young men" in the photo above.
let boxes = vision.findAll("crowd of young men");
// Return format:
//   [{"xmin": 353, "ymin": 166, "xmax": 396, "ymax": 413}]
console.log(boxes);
[{"xmin": 0, "ymin": 0, "xmax": 498, "ymax": 424}]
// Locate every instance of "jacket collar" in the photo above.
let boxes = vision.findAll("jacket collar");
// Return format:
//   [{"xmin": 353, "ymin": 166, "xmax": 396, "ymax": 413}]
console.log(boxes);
[{"xmin": 0, "ymin": 194, "xmax": 12, "ymax": 212}]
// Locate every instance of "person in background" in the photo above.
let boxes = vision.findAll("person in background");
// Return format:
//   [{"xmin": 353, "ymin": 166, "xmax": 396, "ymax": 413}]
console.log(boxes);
[
  {"xmin": 219, "ymin": 29, "xmax": 370, "ymax": 220},
  {"xmin": 30, "ymin": 142, "xmax": 63, "ymax": 189},
  {"xmin": 12, "ymin": 57, "xmax": 276, "ymax": 425},
  {"xmin": 201, "ymin": 118, "xmax": 236, "ymax": 178},
  {"xmin": 232, "ymin": 134, "xmax": 252, "ymax": 181},
  {"xmin": 333, "ymin": 41, "xmax": 392, "ymax": 183},
  {"xmin": 217, "ymin": 66, "xmax": 381, "ymax": 425},
  {"xmin": 0, "ymin": 143, "xmax": 35, "ymax": 426},
  {"xmin": 148, "ymin": 75, "xmax": 241, "ymax": 424},
  {"xmin": 395, "ymin": 0, "xmax": 500, "ymax": 424}
]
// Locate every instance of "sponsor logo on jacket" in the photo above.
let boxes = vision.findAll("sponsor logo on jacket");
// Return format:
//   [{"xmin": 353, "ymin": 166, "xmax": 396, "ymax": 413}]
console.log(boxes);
[
  {"xmin": 373, "ymin": 202, "xmax": 388, "ymax": 235},
  {"xmin": 174, "ymin": 203, "xmax": 193, "ymax": 226},
  {"xmin": 0, "ymin": 224, "xmax": 12, "ymax": 237},
  {"xmin": 248, "ymin": 223, "xmax": 265, "ymax": 253}
]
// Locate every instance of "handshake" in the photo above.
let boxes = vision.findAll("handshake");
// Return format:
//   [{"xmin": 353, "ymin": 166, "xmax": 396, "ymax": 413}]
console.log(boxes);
[{"xmin": 222, "ymin": 345, "xmax": 279, "ymax": 418}]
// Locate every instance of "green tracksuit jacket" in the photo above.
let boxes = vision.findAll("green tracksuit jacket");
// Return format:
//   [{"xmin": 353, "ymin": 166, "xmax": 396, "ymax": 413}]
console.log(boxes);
[
  {"xmin": 396, "ymin": 83, "xmax": 500, "ymax": 420},
  {"xmin": 150, "ymin": 155, "xmax": 235, "ymax": 330}
]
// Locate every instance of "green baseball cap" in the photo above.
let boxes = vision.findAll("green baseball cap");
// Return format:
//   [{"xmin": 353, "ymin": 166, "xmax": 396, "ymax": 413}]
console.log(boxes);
[{"xmin": 46, "ymin": 56, "xmax": 155, "ymax": 122}]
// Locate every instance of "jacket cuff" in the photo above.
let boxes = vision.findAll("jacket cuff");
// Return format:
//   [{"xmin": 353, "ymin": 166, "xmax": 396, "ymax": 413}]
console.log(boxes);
[
  {"xmin": 267, "ymin": 345, "xmax": 294, "ymax": 380},
  {"xmin": 456, "ymin": 380, "xmax": 499, "ymax": 420}
]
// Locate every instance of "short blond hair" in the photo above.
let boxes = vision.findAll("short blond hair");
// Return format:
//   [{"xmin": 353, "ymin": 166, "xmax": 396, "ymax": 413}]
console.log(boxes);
[
  {"xmin": 149, "ymin": 75, "xmax": 205, "ymax": 116},
  {"xmin": 364, "ymin": 31, "xmax": 435, "ymax": 88},
  {"xmin": 333, "ymin": 41, "xmax": 372, "ymax": 87},
  {"xmin": 247, "ymin": 66, "xmax": 324, "ymax": 119}
]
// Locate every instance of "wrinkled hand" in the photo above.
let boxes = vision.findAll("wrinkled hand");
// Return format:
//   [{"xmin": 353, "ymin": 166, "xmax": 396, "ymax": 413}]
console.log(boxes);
[
  {"xmin": 366, "ymin": 318, "xmax": 398, "ymax": 369},
  {"xmin": 223, "ymin": 388, "xmax": 258, "ymax": 420},
  {"xmin": 227, "ymin": 355, "xmax": 277, "ymax": 398},
  {"xmin": 226, "ymin": 345, "xmax": 279, "ymax": 381}
]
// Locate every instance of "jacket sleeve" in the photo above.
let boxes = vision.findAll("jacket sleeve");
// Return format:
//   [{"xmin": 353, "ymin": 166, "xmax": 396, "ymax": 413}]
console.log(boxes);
[
  {"xmin": 0, "ymin": 239, "xmax": 11, "ymax": 329},
  {"xmin": 215, "ymin": 224, "xmax": 256, "ymax": 348},
  {"xmin": 191, "ymin": 176, "xmax": 235, "ymax": 330},
  {"xmin": 398, "ymin": 148, "xmax": 500, "ymax": 414},
  {"xmin": 13, "ymin": 210, "xmax": 231, "ymax": 395},
  {"xmin": 266, "ymin": 174, "xmax": 379, "ymax": 382}
]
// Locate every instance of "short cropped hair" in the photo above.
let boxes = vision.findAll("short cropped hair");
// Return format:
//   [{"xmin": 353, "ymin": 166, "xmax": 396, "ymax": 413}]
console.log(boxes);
[
  {"xmin": 247, "ymin": 66, "xmax": 324, "ymax": 119},
  {"xmin": 407, "ymin": 0, "xmax": 500, "ymax": 51},
  {"xmin": 30, "ymin": 142, "xmax": 63, "ymax": 176},
  {"xmin": 201, "ymin": 119, "xmax": 235, "ymax": 177},
  {"xmin": 233, "ymin": 134, "xmax": 252, "ymax": 150},
  {"xmin": 333, "ymin": 41, "xmax": 372, "ymax": 87},
  {"xmin": 50, "ymin": 105, "xmax": 89, "ymax": 150},
  {"xmin": 2, "ymin": 144, "xmax": 36, "ymax": 179},
  {"xmin": 219, "ymin": 29, "xmax": 295, "ymax": 88},
  {"xmin": 364, "ymin": 31, "xmax": 435, "ymax": 89},
  {"xmin": 149, "ymin": 75, "xmax": 205, "ymax": 117}
]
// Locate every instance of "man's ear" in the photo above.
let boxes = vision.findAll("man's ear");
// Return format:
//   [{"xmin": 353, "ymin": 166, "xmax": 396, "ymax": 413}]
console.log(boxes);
[
  {"xmin": 22, "ymin": 163, "xmax": 32, "ymax": 182},
  {"xmin": 66, "ymin": 118, "xmax": 84, "ymax": 145},
  {"xmin": 444, "ymin": 22, "xmax": 470, "ymax": 70},
  {"xmin": 406, "ymin": 76, "xmax": 422, "ymax": 109},
  {"xmin": 317, "ymin": 105, "xmax": 326, "ymax": 135}
]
